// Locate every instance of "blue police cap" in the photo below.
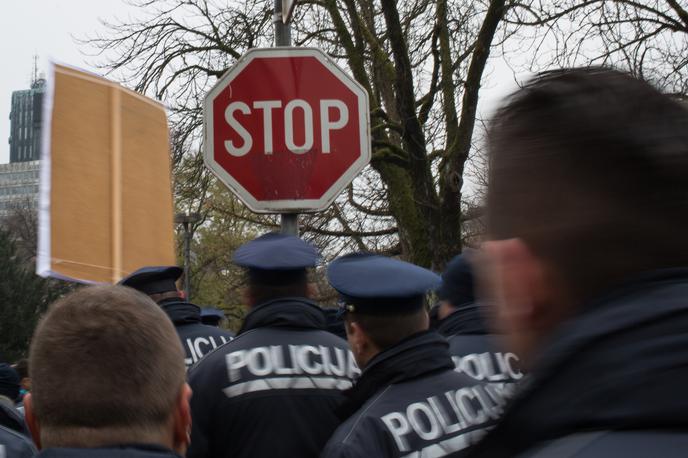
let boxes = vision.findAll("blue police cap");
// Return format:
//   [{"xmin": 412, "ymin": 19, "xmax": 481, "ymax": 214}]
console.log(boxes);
[
  {"xmin": 327, "ymin": 253, "xmax": 441, "ymax": 314},
  {"xmin": 118, "ymin": 266, "xmax": 183, "ymax": 295},
  {"xmin": 233, "ymin": 233, "xmax": 319, "ymax": 285},
  {"xmin": 437, "ymin": 252, "xmax": 475, "ymax": 307}
]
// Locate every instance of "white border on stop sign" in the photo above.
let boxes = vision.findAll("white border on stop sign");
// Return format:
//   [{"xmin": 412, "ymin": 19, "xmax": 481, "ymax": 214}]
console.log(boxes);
[{"xmin": 203, "ymin": 47, "xmax": 372, "ymax": 214}]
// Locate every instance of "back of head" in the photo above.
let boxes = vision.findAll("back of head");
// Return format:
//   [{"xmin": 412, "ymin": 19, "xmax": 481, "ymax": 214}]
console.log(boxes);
[
  {"xmin": 488, "ymin": 68, "xmax": 688, "ymax": 303},
  {"xmin": 233, "ymin": 233, "xmax": 320, "ymax": 306},
  {"xmin": 29, "ymin": 285, "xmax": 186, "ymax": 448},
  {"xmin": 327, "ymin": 253, "xmax": 440, "ymax": 365},
  {"xmin": 438, "ymin": 252, "xmax": 475, "ymax": 308},
  {"xmin": 347, "ymin": 309, "xmax": 429, "ymax": 351}
]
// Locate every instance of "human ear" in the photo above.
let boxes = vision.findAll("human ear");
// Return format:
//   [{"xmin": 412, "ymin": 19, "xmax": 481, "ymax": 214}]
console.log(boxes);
[
  {"xmin": 24, "ymin": 393, "xmax": 42, "ymax": 449},
  {"xmin": 172, "ymin": 383, "xmax": 193, "ymax": 454},
  {"xmin": 345, "ymin": 320, "xmax": 376, "ymax": 369}
]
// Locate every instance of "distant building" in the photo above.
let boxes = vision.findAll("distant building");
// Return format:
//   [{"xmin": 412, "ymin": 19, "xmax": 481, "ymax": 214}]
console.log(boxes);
[
  {"xmin": 8, "ymin": 78, "xmax": 46, "ymax": 163},
  {"xmin": 0, "ymin": 160, "xmax": 40, "ymax": 218}
]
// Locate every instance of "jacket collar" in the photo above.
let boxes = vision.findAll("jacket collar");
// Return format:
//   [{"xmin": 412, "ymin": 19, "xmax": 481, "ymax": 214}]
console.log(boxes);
[
  {"xmin": 468, "ymin": 268, "xmax": 688, "ymax": 457},
  {"xmin": 157, "ymin": 299, "xmax": 201, "ymax": 325},
  {"xmin": 436, "ymin": 303, "xmax": 488, "ymax": 336},
  {"xmin": 0, "ymin": 401, "xmax": 27, "ymax": 436},
  {"xmin": 238, "ymin": 297, "xmax": 326, "ymax": 334},
  {"xmin": 337, "ymin": 330, "xmax": 454, "ymax": 419}
]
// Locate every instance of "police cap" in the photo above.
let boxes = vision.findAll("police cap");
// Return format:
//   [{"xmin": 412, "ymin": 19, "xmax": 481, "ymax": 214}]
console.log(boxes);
[
  {"xmin": 327, "ymin": 253, "xmax": 440, "ymax": 315},
  {"xmin": 118, "ymin": 266, "xmax": 183, "ymax": 295},
  {"xmin": 437, "ymin": 252, "xmax": 475, "ymax": 307},
  {"xmin": 233, "ymin": 233, "xmax": 319, "ymax": 285}
]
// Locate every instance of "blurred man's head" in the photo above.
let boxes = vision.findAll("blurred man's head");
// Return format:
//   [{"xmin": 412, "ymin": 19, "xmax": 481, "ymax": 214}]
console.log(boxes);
[
  {"xmin": 483, "ymin": 68, "xmax": 688, "ymax": 365},
  {"xmin": 26, "ymin": 285, "xmax": 191, "ymax": 452}
]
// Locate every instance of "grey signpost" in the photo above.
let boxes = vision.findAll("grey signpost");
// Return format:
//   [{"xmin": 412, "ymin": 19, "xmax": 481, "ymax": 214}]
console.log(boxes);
[{"xmin": 275, "ymin": 0, "xmax": 298, "ymax": 236}]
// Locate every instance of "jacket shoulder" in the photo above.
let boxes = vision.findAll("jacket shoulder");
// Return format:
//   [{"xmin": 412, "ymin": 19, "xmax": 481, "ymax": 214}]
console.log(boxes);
[
  {"xmin": 0, "ymin": 424, "xmax": 37, "ymax": 457},
  {"xmin": 518, "ymin": 431, "xmax": 688, "ymax": 458},
  {"xmin": 324, "ymin": 386, "xmax": 394, "ymax": 457}
]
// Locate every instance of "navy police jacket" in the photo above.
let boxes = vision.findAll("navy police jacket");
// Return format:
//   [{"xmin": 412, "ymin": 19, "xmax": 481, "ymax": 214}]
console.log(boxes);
[
  {"xmin": 0, "ymin": 402, "xmax": 35, "ymax": 457},
  {"xmin": 437, "ymin": 305, "xmax": 523, "ymax": 386},
  {"xmin": 0, "ymin": 424, "xmax": 35, "ymax": 458},
  {"xmin": 466, "ymin": 269, "xmax": 688, "ymax": 458},
  {"xmin": 158, "ymin": 298, "xmax": 234, "ymax": 368},
  {"xmin": 187, "ymin": 297, "xmax": 358, "ymax": 458},
  {"xmin": 321, "ymin": 331, "xmax": 507, "ymax": 458},
  {"xmin": 36, "ymin": 444, "xmax": 180, "ymax": 458}
]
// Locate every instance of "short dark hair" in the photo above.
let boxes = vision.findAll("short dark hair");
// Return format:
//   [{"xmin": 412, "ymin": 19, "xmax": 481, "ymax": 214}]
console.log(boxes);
[
  {"xmin": 488, "ymin": 68, "xmax": 688, "ymax": 302},
  {"xmin": 247, "ymin": 275, "xmax": 309, "ymax": 306},
  {"xmin": 346, "ymin": 308, "xmax": 428, "ymax": 350},
  {"xmin": 29, "ymin": 285, "xmax": 185, "ymax": 447}
]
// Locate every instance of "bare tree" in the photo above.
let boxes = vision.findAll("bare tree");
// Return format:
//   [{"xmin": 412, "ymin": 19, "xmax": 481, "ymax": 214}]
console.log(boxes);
[
  {"xmin": 508, "ymin": 1, "xmax": 688, "ymax": 94},
  {"xmin": 85, "ymin": 0, "xmax": 532, "ymax": 269}
]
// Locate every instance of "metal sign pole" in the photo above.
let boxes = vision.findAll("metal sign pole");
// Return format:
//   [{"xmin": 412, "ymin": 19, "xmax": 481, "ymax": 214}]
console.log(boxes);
[{"xmin": 275, "ymin": 0, "xmax": 298, "ymax": 236}]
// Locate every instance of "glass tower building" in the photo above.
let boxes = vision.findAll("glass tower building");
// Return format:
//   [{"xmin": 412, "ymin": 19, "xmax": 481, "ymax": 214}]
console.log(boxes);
[{"xmin": 8, "ymin": 78, "xmax": 45, "ymax": 163}]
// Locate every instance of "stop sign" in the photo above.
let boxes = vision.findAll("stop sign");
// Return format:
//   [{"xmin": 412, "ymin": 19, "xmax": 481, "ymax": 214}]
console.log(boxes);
[{"xmin": 204, "ymin": 48, "xmax": 371, "ymax": 213}]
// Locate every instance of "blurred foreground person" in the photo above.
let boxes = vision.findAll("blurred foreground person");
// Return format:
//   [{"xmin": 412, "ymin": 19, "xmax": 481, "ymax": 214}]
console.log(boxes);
[
  {"xmin": 120, "ymin": 266, "xmax": 234, "ymax": 367},
  {"xmin": 321, "ymin": 253, "xmax": 506, "ymax": 458},
  {"xmin": 187, "ymin": 233, "xmax": 357, "ymax": 458},
  {"xmin": 24, "ymin": 285, "xmax": 191, "ymax": 457},
  {"xmin": 0, "ymin": 363, "xmax": 34, "ymax": 457},
  {"xmin": 467, "ymin": 68, "xmax": 688, "ymax": 457},
  {"xmin": 436, "ymin": 253, "xmax": 522, "ymax": 387}
]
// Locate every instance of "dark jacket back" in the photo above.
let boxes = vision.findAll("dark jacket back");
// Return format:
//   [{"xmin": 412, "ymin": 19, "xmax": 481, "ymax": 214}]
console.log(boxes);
[
  {"xmin": 322, "ymin": 332, "xmax": 507, "ymax": 458},
  {"xmin": 437, "ymin": 305, "xmax": 523, "ymax": 385},
  {"xmin": 187, "ymin": 298, "xmax": 358, "ymax": 458},
  {"xmin": 158, "ymin": 299, "xmax": 234, "ymax": 367},
  {"xmin": 466, "ymin": 269, "xmax": 688, "ymax": 458}
]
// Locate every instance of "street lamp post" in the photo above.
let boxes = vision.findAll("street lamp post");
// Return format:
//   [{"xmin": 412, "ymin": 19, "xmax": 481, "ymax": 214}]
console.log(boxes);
[{"xmin": 175, "ymin": 212, "xmax": 201, "ymax": 300}]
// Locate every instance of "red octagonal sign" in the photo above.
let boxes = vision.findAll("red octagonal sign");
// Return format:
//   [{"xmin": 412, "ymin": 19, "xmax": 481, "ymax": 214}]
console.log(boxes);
[{"xmin": 204, "ymin": 48, "xmax": 371, "ymax": 213}]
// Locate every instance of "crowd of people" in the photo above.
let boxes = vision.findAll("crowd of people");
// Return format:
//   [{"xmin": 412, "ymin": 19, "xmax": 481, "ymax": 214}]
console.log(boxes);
[{"xmin": 2, "ymin": 67, "xmax": 688, "ymax": 457}]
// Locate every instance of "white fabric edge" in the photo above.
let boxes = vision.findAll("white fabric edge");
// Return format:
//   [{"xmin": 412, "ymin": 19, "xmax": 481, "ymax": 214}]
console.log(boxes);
[{"xmin": 36, "ymin": 61, "xmax": 55, "ymax": 279}]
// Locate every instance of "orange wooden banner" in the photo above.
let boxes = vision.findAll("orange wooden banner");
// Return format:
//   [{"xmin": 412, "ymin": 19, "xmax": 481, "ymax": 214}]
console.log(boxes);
[{"xmin": 37, "ymin": 64, "xmax": 176, "ymax": 283}]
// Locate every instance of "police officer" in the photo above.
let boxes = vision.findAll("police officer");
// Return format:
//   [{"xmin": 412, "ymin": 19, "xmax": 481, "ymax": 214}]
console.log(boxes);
[
  {"xmin": 321, "ymin": 253, "xmax": 507, "ymax": 458},
  {"xmin": 187, "ymin": 233, "xmax": 358, "ymax": 458},
  {"xmin": 119, "ymin": 266, "xmax": 234, "ymax": 368},
  {"xmin": 25, "ymin": 286, "xmax": 191, "ymax": 458},
  {"xmin": 435, "ymin": 253, "xmax": 522, "ymax": 387}
]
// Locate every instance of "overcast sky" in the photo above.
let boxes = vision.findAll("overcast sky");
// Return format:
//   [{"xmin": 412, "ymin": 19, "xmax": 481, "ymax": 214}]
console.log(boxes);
[
  {"xmin": 0, "ymin": 1, "xmax": 138, "ymax": 163},
  {"xmin": 0, "ymin": 1, "xmax": 522, "ymax": 165}
]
